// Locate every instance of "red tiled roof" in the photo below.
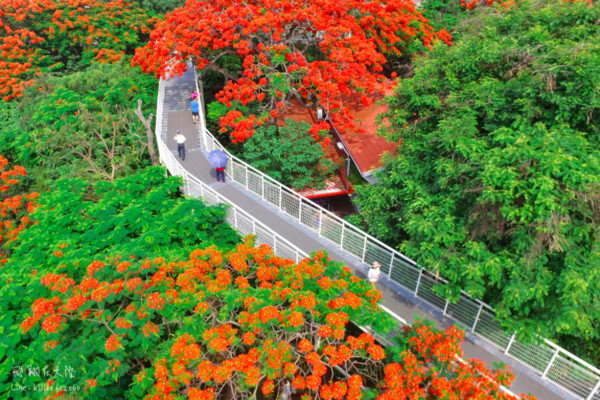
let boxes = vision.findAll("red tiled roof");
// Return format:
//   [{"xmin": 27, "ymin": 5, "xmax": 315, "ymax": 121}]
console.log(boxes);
[
  {"xmin": 336, "ymin": 85, "xmax": 397, "ymax": 177},
  {"xmin": 279, "ymin": 84, "xmax": 398, "ymax": 179}
]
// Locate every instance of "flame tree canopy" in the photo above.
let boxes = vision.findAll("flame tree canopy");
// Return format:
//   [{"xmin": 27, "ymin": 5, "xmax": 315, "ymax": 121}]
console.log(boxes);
[
  {"xmin": 0, "ymin": 0, "xmax": 156, "ymax": 101},
  {"xmin": 16, "ymin": 242, "xmax": 532, "ymax": 399},
  {"xmin": 134, "ymin": 0, "xmax": 452, "ymax": 143}
]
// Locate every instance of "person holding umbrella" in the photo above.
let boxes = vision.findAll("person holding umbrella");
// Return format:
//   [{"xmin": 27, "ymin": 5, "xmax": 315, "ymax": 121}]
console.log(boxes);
[{"xmin": 208, "ymin": 149, "xmax": 228, "ymax": 183}]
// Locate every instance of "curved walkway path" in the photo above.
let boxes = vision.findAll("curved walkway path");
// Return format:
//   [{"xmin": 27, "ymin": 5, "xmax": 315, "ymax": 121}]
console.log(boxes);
[{"xmin": 156, "ymin": 64, "xmax": 586, "ymax": 400}]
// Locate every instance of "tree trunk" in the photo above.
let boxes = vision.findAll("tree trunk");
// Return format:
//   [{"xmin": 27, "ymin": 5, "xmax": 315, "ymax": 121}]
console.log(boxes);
[{"xmin": 134, "ymin": 99, "xmax": 159, "ymax": 166}]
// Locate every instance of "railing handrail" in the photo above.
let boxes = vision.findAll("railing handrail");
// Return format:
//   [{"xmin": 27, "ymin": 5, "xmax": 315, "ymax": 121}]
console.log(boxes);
[{"xmin": 160, "ymin": 66, "xmax": 600, "ymax": 400}]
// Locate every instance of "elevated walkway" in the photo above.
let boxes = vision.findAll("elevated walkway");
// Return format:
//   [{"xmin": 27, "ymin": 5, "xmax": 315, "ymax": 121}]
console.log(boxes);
[{"xmin": 155, "ymin": 63, "xmax": 598, "ymax": 400}]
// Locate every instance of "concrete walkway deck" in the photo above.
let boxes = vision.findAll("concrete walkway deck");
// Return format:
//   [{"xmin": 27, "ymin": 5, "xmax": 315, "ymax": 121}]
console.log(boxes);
[{"xmin": 159, "ymin": 67, "xmax": 575, "ymax": 400}]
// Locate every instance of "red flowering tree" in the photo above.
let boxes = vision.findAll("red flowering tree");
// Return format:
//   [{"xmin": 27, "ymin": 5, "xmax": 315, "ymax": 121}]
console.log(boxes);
[
  {"xmin": 0, "ymin": 155, "xmax": 38, "ymax": 265},
  {"xmin": 134, "ymin": 0, "xmax": 452, "ymax": 143},
  {"xmin": 0, "ymin": 0, "xmax": 156, "ymax": 101},
  {"xmin": 16, "ymin": 236, "xmax": 535, "ymax": 399}
]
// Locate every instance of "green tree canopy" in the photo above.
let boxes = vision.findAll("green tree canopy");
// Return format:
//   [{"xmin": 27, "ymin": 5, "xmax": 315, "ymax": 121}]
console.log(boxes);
[
  {"xmin": 352, "ymin": 0, "xmax": 600, "ymax": 360},
  {"xmin": 243, "ymin": 119, "xmax": 339, "ymax": 191},
  {"xmin": 0, "ymin": 166, "xmax": 241, "ymax": 398},
  {"xmin": 1, "ymin": 62, "xmax": 157, "ymax": 188}
]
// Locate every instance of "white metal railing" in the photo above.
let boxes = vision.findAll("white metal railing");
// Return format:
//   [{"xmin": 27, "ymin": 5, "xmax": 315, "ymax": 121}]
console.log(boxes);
[{"xmin": 165, "ymin": 70, "xmax": 600, "ymax": 400}]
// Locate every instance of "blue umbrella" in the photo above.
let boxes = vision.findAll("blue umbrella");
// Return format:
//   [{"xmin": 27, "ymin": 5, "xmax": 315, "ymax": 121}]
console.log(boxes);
[{"xmin": 208, "ymin": 149, "xmax": 228, "ymax": 168}]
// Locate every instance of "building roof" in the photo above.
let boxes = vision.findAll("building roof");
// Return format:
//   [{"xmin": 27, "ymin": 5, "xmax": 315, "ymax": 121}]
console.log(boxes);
[
  {"xmin": 334, "ymin": 85, "xmax": 397, "ymax": 178},
  {"xmin": 279, "ymin": 84, "xmax": 398, "ymax": 182}
]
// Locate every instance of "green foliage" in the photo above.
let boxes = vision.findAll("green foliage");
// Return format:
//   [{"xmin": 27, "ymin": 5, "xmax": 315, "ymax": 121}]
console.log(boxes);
[
  {"xmin": 132, "ymin": 0, "xmax": 186, "ymax": 13},
  {"xmin": 353, "ymin": 0, "xmax": 600, "ymax": 359},
  {"xmin": 2, "ymin": 63, "xmax": 157, "ymax": 188},
  {"xmin": 420, "ymin": 0, "xmax": 467, "ymax": 36},
  {"xmin": 0, "ymin": 166, "xmax": 240, "ymax": 398},
  {"xmin": 243, "ymin": 119, "xmax": 339, "ymax": 191}
]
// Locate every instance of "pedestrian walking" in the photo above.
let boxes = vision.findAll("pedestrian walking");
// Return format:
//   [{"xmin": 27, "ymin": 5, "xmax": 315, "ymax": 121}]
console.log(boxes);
[
  {"xmin": 280, "ymin": 380, "xmax": 292, "ymax": 400},
  {"xmin": 215, "ymin": 166, "xmax": 226, "ymax": 183},
  {"xmin": 208, "ymin": 149, "xmax": 229, "ymax": 184},
  {"xmin": 174, "ymin": 130, "xmax": 186, "ymax": 161},
  {"xmin": 190, "ymin": 97, "xmax": 200, "ymax": 124},
  {"xmin": 368, "ymin": 261, "xmax": 382, "ymax": 289},
  {"xmin": 190, "ymin": 90, "xmax": 199, "ymax": 101}
]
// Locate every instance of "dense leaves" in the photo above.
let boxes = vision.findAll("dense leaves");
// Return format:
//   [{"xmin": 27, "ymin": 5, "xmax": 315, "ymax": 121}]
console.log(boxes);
[
  {"xmin": 1, "ymin": 62, "xmax": 157, "ymax": 187},
  {"xmin": 243, "ymin": 119, "xmax": 338, "ymax": 191},
  {"xmin": 352, "ymin": 0, "xmax": 600, "ymax": 357},
  {"xmin": 134, "ymin": 0, "xmax": 451, "ymax": 143},
  {"xmin": 0, "ymin": 0, "xmax": 156, "ymax": 100},
  {"xmin": 0, "ymin": 166, "xmax": 240, "ymax": 398}
]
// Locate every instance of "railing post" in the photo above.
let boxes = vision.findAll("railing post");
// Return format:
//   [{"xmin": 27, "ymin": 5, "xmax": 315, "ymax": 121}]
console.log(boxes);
[
  {"xmin": 318, "ymin": 210, "xmax": 323, "ymax": 237},
  {"xmin": 542, "ymin": 348, "xmax": 560, "ymax": 379},
  {"xmin": 443, "ymin": 300, "xmax": 450, "ymax": 316},
  {"xmin": 298, "ymin": 199, "xmax": 302, "ymax": 223},
  {"xmin": 252, "ymin": 219, "xmax": 256, "ymax": 235},
  {"xmin": 233, "ymin": 206, "xmax": 238, "ymax": 229},
  {"xmin": 261, "ymin": 178, "xmax": 265, "ymax": 199},
  {"xmin": 586, "ymin": 378, "xmax": 600, "ymax": 400},
  {"xmin": 340, "ymin": 224, "xmax": 346, "ymax": 247},
  {"xmin": 504, "ymin": 333, "xmax": 516, "ymax": 355},
  {"xmin": 279, "ymin": 186, "xmax": 283, "ymax": 210},
  {"xmin": 245, "ymin": 165, "xmax": 249, "ymax": 189},
  {"xmin": 361, "ymin": 238, "xmax": 368, "ymax": 262},
  {"xmin": 414, "ymin": 268, "xmax": 423, "ymax": 295},
  {"xmin": 471, "ymin": 303, "xmax": 484, "ymax": 333},
  {"xmin": 388, "ymin": 253, "xmax": 395, "ymax": 277}
]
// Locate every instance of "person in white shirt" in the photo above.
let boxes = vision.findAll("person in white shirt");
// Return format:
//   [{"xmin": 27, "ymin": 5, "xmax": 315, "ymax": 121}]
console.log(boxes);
[
  {"xmin": 174, "ymin": 130, "xmax": 186, "ymax": 161},
  {"xmin": 368, "ymin": 261, "xmax": 382, "ymax": 289}
]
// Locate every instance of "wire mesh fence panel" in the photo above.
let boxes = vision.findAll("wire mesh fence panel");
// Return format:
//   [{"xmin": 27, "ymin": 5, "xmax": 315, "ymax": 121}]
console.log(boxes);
[
  {"xmin": 389, "ymin": 258, "xmax": 420, "ymax": 294},
  {"xmin": 247, "ymin": 170, "xmax": 263, "ymax": 197},
  {"xmin": 592, "ymin": 384, "xmax": 600, "ymax": 400},
  {"xmin": 186, "ymin": 180, "xmax": 205, "ymax": 198},
  {"xmin": 207, "ymin": 136, "xmax": 219, "ymax": 153},
  {"xmin": 232, "ymin": 162, "xmax": 247, "ymax": 186},
  {"xmin": 263, "ymin": 180, "xmax": 280, "ymax": 208},
  {"xmin": 234, "ymin": 212, "xmax": 255, "ymax": 237},
  {"xmin": 300, "ymin": 201, "xmax": 320, "ymax": 232},
  {"xmin": 224, "ymin": 210, "xmax": 236, "ymax": 228},
  {"xmin": 255, "ymin": 225, "xmax": 275, "ymax": 249},
  {"xmin": 320, "ymin": 214, "xmax": 343, "ymax": 245},
  {"xmin": 274, "ymin": 239, "xmax": 303, "ymax": 262},
  {"xmin": 342, "ymin": 227, "xmax": 366, "ymax": 259},
  {"xmin": 506, "ymin": 338, "xmax": 554, "ymax": 373},
  {"xmin": 546, "ymin": 356, "xmax": 600, "ymax": 399},
  {"xmin": 446, "ymin": 295, "xmax": 480, "ymax": 328},
  {"xmin": 415, "ymin": 273, "xmax": 447, "ymax": 310},
  {"xmin": 364, "ymin": 241, "xmax": 393, "ymax": 274},
  {"xmin": 201, "ymin": 190, "xmax": 221, "ymax": 207},
  {"xmin": 281, "ymin": 190, "xmax": 300, "ymax": 220},
  {"xmin": 473, "ymin": 309, "xmax": 511, "ymax": 350}
]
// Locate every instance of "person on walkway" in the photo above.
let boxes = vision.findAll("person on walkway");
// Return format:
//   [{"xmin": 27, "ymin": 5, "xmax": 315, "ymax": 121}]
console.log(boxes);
[
  {"xmin": 174, "ymin": 130, "xmax": 186, "ymax": 161},
  {"xmin": 190, "ymin": 97, "xmax": 200, "ymax": 124},
  {"xmin": 368, "ymin": 261, "xmax": 382, "ymax": 289},
  {"xmin": 190, "ymin": 90, "xmax": 198, "ymax": 101},
  {"xmin": 215, "ymin": 166, "xmax": 226, "ymax": 183},
  {"xmin": 280, "ymin": 380, "xmax": 292, "ymax": 400}
]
